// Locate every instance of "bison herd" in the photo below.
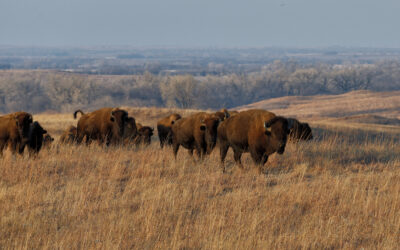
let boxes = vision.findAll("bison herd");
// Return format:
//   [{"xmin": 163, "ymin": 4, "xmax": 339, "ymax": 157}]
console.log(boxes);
[{"xmin": 0, "ymin": 107, "xmax": 313, "ymax": 172}]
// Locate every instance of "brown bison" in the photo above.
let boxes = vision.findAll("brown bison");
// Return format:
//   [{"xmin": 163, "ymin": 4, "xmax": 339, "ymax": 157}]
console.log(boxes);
[
  {"xmin": 27, "ymin": 121, "xmax": 48, "ymax": 154},
  {"xmin": 59, "ymin": 125, "xmax": 78, "ymax": 144},
  {"xmin": 171, "ymin": 112, "xmax": 221, "ymax": 158},
  {"xmin": 74, "ymin": 107, "xmax": 128, "ymax": 146},
  {"xmin": 287, "ymin": 118, "xmax": 313, "ymax": 141},
  {"xmin": 0, "ymin": 111, "xmax": 33, "ymax": 155},
  {"xmin": 157, "ymin": 113, "xmax": 182, "ymax": 148},
  {"xmin": 217, "ymin": 109, "xmax": 292, "ymax": 172}
]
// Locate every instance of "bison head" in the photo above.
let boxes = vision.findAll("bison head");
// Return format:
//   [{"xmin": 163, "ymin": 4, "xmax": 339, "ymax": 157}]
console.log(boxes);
[
  {"xmin": 214, "ymin": 109, "xmax": 230, "ymax": 121},
  {"xmin": 28, "ymin": 121, "xmax": 47, "ymax": 153},
  {"xmin": 137, "ymin": 126, "xmax": 153, "ymax": 145},
  {"xmin": 110, "ymin": 108, "xmax": 129, "ymax": 138},
  {"xmin": 123, "ymin": 117, "xmax": 138, "ymax": 139},
  {"xmin": 170, "ymin": 113, "xmax": 182, "ymax": 125},
  {"xmin": 288, "ymin": 118, "xmax": 313, "ymax": 141},
  {"xmin": 200, "ymin": 115, "xmax": 221, "ymax": 154},
  {"xmin": 43, "ymin": 134, "xmax": 54, "ymax": 147},
  {"xmin": 14, "ymin": 112, "xmax": 33, "ymax": 141},
  {"xmin": 264, "ymin": 116, "xmax": 291, "ymax": 155},
  {"xmin": 299, "ymin": 123, "xmax": 313, "ymax": 140}
]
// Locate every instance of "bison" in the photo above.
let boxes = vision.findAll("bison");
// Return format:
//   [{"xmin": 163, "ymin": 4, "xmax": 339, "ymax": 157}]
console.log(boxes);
[
  {"xmin": 135, "ymin": 122, "xmax": 143, "ymax": 130},
  {"xmin": 0, "ymin": 111, "xmax": 33, "ymax": 155},
  {"xmin": 74, "ymin": 107, "xmax": 128, "ymax": 146},
  {"xmin": 59, "ymin": 125, "xmax": 78, "ymax": 144},
  {"xmin": 157, "ymin": 113, "xmax": 182, "ymax": 148},
  {"xmin": 43, "ymin": 133, "xmax": 54, "ymax": 148},
  {"xmin": 287, "ymin": 118, "xmax": 313, "ymax": 141},
  {"xmin": 217, "ymin": 109, "xmax": 292, "ymax": 173},
  {"xmin": 27, "ymin": 121, "xmax": 48, "ymax": 154},
  {"xmin": 134, "ymin": 126, "xmax": 154, "ymax": 146},
  {"xmin": 171, "ymin": 112, "xmax": 221, "ymax": 159}
]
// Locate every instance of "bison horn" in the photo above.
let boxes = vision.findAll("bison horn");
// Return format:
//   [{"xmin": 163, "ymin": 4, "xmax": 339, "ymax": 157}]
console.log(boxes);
[
  {"xmin": 264, "ymin": 121, "xmax": 272, "ymax": 133},
  {"xmin": 13, "ymin": 115, "xmax": 19, "ymax": 126},
  {"xmin": 110, "ymin": 111, "xmax": 116, "ymax": 122}
]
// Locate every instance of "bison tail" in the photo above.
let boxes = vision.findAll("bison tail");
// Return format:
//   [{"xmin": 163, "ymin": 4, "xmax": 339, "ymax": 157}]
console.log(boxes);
[{"xmin": 73, "ymin": 110, "xmax": 85, "ymax": 119}]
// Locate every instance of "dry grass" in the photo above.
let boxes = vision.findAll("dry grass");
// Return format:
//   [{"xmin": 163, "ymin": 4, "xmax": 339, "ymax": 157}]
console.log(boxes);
[{"xmin": 1, "ymin": 109, "xmax": 400, "ymax": 249}]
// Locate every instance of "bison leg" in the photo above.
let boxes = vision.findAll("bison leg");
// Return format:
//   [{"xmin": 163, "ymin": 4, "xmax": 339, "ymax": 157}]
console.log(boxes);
[
  {"xmin": 0, "ymin": 141, "xmax": 6, "ymax": 157},
  {"xmin": 173, "ymin": 143, "xmax": 180, "ymax": 159},
  {"xmin": 219, "ymin": 142, "xmax": 229, "ymax": 172},
  {"xmin": 261, "ymin": 154, "xmax": 269, "ymax": 165},
  {"xmin": 258, "ymin": 154, "xmax": 269, "ymax": 174},
  {"xmin": 195, "ymin": 146, "xmax": 202, "ymax": 159},
  {"xmin": 250, "ymin": 148, "xmax": 263, "ymax": 165},
  {"xmin": 9, "ymin": 140, "xmax": 18, "ymax": 154},
  {"xmin": 76, "ymin": 131, "xmax": 85, "ymax": 144},
  {"xmin": 18, "ymin": 142, "xmax": 26, "ymax": 154},
  {"xmin": 232, "ymin": 149, "xmax": 243, "ymax": 169}
]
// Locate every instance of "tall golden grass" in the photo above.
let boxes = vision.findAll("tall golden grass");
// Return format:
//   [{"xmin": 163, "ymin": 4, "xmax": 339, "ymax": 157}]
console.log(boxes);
[{"xmin": 0, "ymin": 109, "xmax": 400, "ymax": 249}]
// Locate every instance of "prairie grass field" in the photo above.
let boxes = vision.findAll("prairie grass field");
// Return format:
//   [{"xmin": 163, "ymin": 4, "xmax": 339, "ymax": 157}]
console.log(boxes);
[{"xmin": 1, "ymin": 108, "xmax": 400, "ymax": 249}]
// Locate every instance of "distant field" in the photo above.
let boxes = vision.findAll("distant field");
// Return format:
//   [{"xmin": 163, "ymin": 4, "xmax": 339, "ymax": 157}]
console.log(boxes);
[{"xmin": 1, "ymin": 93, "xmax": 400, "ymax": 249}]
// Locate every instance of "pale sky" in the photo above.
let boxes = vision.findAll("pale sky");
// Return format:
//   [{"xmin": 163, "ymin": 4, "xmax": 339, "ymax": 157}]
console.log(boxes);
[{"xmin": 1, "ymin": 0, "xmax": 399, "ymax": 48}]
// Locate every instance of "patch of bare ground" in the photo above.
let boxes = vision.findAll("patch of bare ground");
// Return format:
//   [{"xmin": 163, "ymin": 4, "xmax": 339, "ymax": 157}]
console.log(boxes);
[{"xmin": 1, "ymin": 107, "xmax": 400, "ymax": 249}]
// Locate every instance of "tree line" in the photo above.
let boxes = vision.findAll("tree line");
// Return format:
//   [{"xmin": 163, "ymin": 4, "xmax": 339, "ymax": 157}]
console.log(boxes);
[{"xmin": 0, "ymin": 60, "xmax": 399, "ymax": 113}]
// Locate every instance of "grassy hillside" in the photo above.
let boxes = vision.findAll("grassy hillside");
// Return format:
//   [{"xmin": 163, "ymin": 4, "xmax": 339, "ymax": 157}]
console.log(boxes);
[
  {"xmin": 237, "ymin": 90, "xmax": 400, "ymax": 120},
  {"xmin": 1, "ymin": 104, "xmax": 400, "ymax": 249}
]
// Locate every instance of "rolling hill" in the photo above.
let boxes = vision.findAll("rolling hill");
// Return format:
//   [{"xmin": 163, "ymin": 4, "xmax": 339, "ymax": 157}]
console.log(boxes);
[{"xmin": 236, "ymin": 90, "xmax": 400, "ymax": 122}]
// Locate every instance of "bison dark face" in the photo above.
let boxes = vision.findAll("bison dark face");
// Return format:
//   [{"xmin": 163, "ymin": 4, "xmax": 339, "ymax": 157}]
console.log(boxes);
[
  {"xmin": 124, "ymin": 117, "xmax": 138, "ymax": 139},
  {"xmin": 110, "ymin": 109, "xmax": 129, "ymax": 137},
  {"xmin": 200, "ymin": 116, "xmax": 221, "ymax": 154},
  {"xmin": 43, "ymin": 134, "xmax": 54, "ymax": 147},
  {"xmin": 138, "ymin": 126, "xmax": 153, "ymax": 145},
  {"xmin": 28, "ymin": 121, "xmax": 47, "ymax": 153},
  {"xmin": 300, "ymin": 123, "xmax": 313, "ymax": 140},
  {"xmin": 264, "ymin": 116, "xmax": 290, "ymax": 155},
  {"xmin": 14, "ymin": 112, "xmax": 33, "ymax": 140},
  {"xmin": 288, "ymin": 118, "xmax": 313, "ymax": 141}
]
